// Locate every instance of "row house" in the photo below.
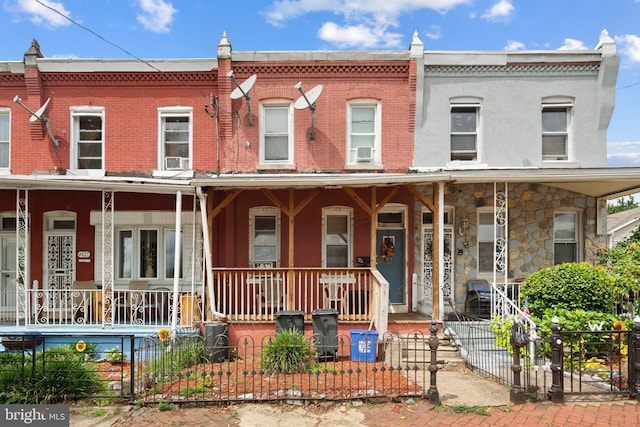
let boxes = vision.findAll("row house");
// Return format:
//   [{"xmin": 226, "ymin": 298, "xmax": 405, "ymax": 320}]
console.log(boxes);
[{"xmin": 0, "ymin": 30, "xmax": 636, "ymax": 342}]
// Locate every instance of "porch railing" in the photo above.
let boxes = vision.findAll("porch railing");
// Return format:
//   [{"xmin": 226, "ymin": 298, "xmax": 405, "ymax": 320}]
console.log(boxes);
[
  {"xmin": 211, "ymin": 268, "xmax": 377, "ymax": 323},
  {"xmin": 23, "ymin": 288, "xmax": 201, "ymax": 328}
]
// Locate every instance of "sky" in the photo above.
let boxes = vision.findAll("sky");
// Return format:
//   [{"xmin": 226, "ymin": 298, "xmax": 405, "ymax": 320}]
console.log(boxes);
[{"xmin": 1, "ymin": 0, "xmax": 639, "ymax": 167}]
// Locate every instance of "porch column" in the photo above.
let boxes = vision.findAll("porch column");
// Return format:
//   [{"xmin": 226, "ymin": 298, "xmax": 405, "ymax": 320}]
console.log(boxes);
[
  {"xmin": 171, "ymin": 191, "xmax": 182, "ymax": 335},
  {"xmin": 493, "ymin": 182, "xmax": 508, "ymax": 288},
  {"xmin": 101, "ymin": 190, "xmax": 114, "ymax": 328},
  {"xmin": 16, "ymin": 189, "xmax": 29, "ymax": 326},
  {"xmin": 433, "ymin": 182, "xmax": 443, "ymax": 321}
]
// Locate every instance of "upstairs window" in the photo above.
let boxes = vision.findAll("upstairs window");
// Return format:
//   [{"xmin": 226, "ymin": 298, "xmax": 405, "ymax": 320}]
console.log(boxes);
[
  {"xmin": 159, "ymin": 107, "xmax": 192, "ymax": 171},
  {"xmin": 542, "ymin": 105, "xmax": 570, "ymax": 161},
  {"xmin": 451, "ymin": 105, "xmax": 479, "ymax": 161},
  {"xmin": 260, "ymin": 103, "xmax": 293, "ymax": 164},
  {"xmin": 71, "ymin": 107, "xmax": 104, "ymax": 170},
  {"xmin": 348, "ymin": 102, "xmax": 381, "ymax": 164},
  {"xmin": 0, "ymin": 110, "xmax": 9, "ymax": 169}
]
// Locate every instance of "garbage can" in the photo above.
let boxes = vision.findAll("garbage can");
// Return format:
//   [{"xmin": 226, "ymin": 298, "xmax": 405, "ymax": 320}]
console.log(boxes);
[
  {"xmin": 311, "ymin": 308, "xmax": 339, "ymax": 361},
  {"xmin": 275, "ymin": 310, "xmax": 305, "ymax": 334},
  {"xmin": 203, "ymin": 322, "xmax": 229, "ymax": 363},
  {"xmin": 1, "ymin": 332, "xmax": 43, "ymax": 351},
  {"xmin": 350, "ymin": 329, "xmax": 378, "ymax": 362}
]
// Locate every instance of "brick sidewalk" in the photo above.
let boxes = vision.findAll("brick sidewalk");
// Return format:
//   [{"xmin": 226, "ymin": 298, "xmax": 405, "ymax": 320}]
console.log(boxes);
[{"xmin": 97, "ymin": 399, "xmax": 640, "ymax": 427}]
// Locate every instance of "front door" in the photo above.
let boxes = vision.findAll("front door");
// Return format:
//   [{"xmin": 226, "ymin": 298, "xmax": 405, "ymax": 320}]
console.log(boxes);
[
  {"xmin": 43, "ymin": 232, "xmax": 76, "ymax": 316},
  {"xmin": 0, "ymin": 235, "xmax": 16, "ymax": 321},
  {"xmin": 376, "ymin": 206, "xmax": 407, "ymax": 311},
  {"xmin": 418, "ymin": 226, "xmax": 454, "ymax": 316}
]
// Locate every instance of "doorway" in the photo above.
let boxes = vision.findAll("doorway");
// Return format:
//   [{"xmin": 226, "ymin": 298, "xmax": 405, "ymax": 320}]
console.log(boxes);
[{"xmin": 376, "ymin": 205, "xmax": 407, "ymax": 312}]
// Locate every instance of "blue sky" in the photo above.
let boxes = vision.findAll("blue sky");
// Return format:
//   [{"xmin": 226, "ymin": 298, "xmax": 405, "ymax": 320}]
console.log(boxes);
[{"xmin": 1, "ymin": 0, "xmax": 639, "ymax": 167}]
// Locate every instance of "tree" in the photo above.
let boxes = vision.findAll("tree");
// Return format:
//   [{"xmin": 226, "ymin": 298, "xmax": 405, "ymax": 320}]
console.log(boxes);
[{"xmin": 607, "ymin": 195, "xmax": 638, "ymax": 214}]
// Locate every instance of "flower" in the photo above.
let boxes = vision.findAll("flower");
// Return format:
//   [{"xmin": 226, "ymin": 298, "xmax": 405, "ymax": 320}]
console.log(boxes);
[
  {"xmin": 620, "ymin": 343, "xmax": 628, "ymax": 356},
  {"xmin": 158, "ymin": 328, "xmax": 171, "ymax": 342},
  {"xmin": 76, "ymin": 340, "xmax": 87, "ymax": 352},
  {"xmin": 613, "ymin": 320, "xmax": 625, "ymax": 331}
]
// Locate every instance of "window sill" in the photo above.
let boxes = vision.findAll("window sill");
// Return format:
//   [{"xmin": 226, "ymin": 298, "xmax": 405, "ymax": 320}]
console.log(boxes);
[
  {"xmin": 445, "ymin": 161, "xmax": 487, "ymax": 170},
  {"xmin": 66, "ymin": 169, "xmax": 106, "ymax": 177},
  {"xmin": 152, "ymin": 170, "xmax": 195, "ymax": 178},
  {"xmin": 257, "ymin": 163, "xmax": 296, "ymax": 171},
  {"xmin": 542, "ymin": 161, "xmax": 579, "ymax": 168},
  {"xmin": 345, "ymin": 163, "xmax": 383, "ymax": 171}
]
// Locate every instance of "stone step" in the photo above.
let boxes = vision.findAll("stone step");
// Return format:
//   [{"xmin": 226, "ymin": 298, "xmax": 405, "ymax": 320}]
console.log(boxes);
[{"xmin": 384, "ymin": 334, "xmax": 464, "ymax": 369}]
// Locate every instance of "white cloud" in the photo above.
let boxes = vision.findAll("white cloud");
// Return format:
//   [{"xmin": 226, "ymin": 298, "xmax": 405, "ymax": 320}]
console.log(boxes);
[
  {"xmin": 504, "ymin": 40, "xmax": 525, "ymax": 50},
  {"xmin": 615, "ymin": 34, "xmax": 640, "ymax": 64},
  {"xmin": 424, "ymin": 25, "xmax": 441, "ymax": 40},
  {"xmin": 607, "ymin": 141, "xmax": 640, "ymax": 167},
  {"xmin": 265, "ymin": 0, "xmax": 470, "ymax": 48},
  {"xmin": 557, "ymin": 38, "xmax": 588, "ymax": 51},
  {"xmin": 481, "ymin": 0, "xmax": 514, "ymax": 22},
  {"xmin": 136, "ymin": 0, "xmax": 177, "ymax": 34},
  {"xmin": 14, "ymin": 0, "xmax": 72, "ymax": 28}
]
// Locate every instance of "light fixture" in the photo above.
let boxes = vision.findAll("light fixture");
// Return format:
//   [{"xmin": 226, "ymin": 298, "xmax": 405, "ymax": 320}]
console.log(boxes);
[{"xmin": 458, "ymin": 217, "xmax": 469, "ymax": 237}]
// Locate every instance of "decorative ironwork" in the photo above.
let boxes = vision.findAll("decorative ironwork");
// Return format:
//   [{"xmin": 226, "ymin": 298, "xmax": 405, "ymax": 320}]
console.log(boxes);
[
  {"xmin": 494, "ymin": 183, "xmax": 508, "ymax": 280},
  {"xmin": 102, "ymin": 191, "xmax": 114, "ymax": 327},
  {"xmin": 16, "ymin": 190, "xmax": 28, "ymax": 324},
  {"xmin": 422, "ymin": 227, "xmax": 454, "ymax": 313}
]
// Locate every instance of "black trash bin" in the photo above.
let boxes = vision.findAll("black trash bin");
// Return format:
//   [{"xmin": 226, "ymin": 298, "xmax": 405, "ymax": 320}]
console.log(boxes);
[
  {"xmin": 203, "ymin": 322, "xmax": 229, "ymax": 363},
  {"xmin": 275, "ymin": 310, "xmax": 305, "ymax": 334},
  {"xmin": 311, "ymin": 308, "xmax": 339, "ymax": 361}
]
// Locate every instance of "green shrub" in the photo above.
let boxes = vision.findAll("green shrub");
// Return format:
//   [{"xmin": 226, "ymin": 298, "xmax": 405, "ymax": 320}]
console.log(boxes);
[
  {"xmin": 261, "ymin": 329, "xmax": 314, "ymax": 373},
  {"xmin": 521, "ymin": 262, "xmax": 615, "ymax": 318}
]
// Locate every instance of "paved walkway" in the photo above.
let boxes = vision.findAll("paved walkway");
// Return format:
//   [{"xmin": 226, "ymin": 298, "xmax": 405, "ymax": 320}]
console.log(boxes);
[{"xmin": 72, "ymin": 399, "xmax": 640, "ymax": 427}]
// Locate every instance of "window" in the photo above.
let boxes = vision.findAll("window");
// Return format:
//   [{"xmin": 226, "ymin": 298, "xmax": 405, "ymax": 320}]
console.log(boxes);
[
  {"xmin": 348, "ymin": 102, "xmax": 381, "ymax": 164},
  {"xmin": 71, "ymin": 107, "xmax": 104, "ymax": 169},
  {"xmin": 323, "ymin": 207, "xmax": 353, "ymax": 268},
  {"xmin": 477, "ymin": 210, "xmax": 503, "ymax": 274},
  {"xmin": 249, "ymin": 207, "xmax": 280, "ymax": 267},
  {"xmin": 117, "ymin": 227, "xmax": 183, "ymax": 280},
  {"xmin": 0, "ymin": 110, "xmax": 9, "ymax": 169},
  {"xmin": 451, "ymin": 105, "xmax": 479, "ymax": 161},
  {"xmin": 542, "ymin": 105, "xmax": 570, "ymax": 160},
  {"xmin": 553, "ymin": 211, "xmax": 580, "ymax": 264},
  {"xmin": 260, "ymin": 103, "xmax": 293, "ymax": 164},
  {"xmin": 159, "ymin": 107, "xmax": 192, "ymax": 170}
]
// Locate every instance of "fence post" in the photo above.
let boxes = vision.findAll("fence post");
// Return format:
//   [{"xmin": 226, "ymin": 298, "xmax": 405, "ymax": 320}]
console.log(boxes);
[
  {"xmin": 510, "ymin": 319, "xmax": 529, "ymax": 404},
  {"xmin": 548, "ymin": 316, "xmax": 564, "ymax": 403},
  {"xmin": 633, "ymin": 316, "xmax": 640, "ymax": 401},
  {"xmin": 427, "ymin": 320, "xmax": 440, "ymax": 404}
]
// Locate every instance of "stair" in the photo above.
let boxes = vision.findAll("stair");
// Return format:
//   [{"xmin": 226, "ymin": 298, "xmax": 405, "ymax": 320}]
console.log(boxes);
[{"xmin": 383, "ymin": 332, "xmax": 465, "ymax": 370}]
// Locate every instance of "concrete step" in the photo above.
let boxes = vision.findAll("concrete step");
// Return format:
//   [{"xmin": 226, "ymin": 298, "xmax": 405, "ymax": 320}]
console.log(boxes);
[{"xmin": 384, "ymin": 334, "xmax": 464, "ymax": 369}]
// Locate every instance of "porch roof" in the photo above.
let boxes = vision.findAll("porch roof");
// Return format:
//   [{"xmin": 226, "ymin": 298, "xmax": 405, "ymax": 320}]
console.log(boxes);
[{"xmin": 2, "ymin": 166, "xmax": 640, "ymax": 200}]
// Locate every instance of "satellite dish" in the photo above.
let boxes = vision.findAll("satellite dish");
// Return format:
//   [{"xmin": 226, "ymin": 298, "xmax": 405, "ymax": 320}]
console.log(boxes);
[
  {"xmin": 294, "ymin": 84, "xmax": 323, "ymax": 110},
  {"xmin": 13, "ymin": 95, "xmax": 59, "ymax": 149},
  {"xmin": 294, "ymin": 83, "xmax": 323, "ymax": 139},
  {"xmin": 230, "ymin": 74, "xmax": 257, "ymax": 100},
  {"xmin": 30, "ymin": 97, "xmax": 51, "ymax": 122},
  {"xmin": 228, "ymin": 71, "xmax": 257, "ymax": 126}
]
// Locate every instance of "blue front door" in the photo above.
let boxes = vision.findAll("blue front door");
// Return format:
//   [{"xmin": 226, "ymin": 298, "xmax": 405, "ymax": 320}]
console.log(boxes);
[{"xmin": 376, "ymin": 229, "xmax": 404, "ymax": 304}]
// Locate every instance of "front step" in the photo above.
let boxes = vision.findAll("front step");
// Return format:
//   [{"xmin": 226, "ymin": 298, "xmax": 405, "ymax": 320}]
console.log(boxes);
[{"xmin": 383, "ymin": 333, "xmax": 465, "ymax": 370}]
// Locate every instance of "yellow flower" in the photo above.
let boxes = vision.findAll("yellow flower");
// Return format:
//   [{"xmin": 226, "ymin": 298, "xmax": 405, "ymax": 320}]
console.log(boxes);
[
  {"xmin": 158, "ymin": 328, "xmax": 171, "ymax": 342},
  {"xmin": 613, "ymin": 320, "xmax": 625, "ymax": 331},
  {"xmin": 620, "ymin": 344, "xmax": 628, "ymax": 356},
  {"xmin": 76, "ymin": 340, "xmax": 87, "ymax": 352}
]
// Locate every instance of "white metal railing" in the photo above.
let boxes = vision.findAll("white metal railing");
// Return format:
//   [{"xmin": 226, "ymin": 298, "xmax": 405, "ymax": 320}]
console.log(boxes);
[
  {"xmin": 25, "ymin": 287, "xmax": 200, "ymax": 328},
  {"xmin": 211, "ymin": 268, "xmax": 374, "ymax": 322},
  {"xmin": 491, "ymin": 281, "xmax": 537, "ymax": 361}
]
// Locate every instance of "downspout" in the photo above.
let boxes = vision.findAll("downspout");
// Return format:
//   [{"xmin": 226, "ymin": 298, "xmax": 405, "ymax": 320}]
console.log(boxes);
[{"xmin": 197, "ymin": 186, "xmax": 225, "ymax": 320}]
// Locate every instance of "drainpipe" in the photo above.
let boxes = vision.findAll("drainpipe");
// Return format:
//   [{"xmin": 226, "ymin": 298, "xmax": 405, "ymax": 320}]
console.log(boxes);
[{"xmin": 197, "ymin": 186, "xmax": 225, "ymax": 320}]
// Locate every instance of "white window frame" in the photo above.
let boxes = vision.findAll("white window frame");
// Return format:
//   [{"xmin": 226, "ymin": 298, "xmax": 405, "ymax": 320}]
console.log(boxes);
[
  {"xmin": 450, "ymin": 104, "xmax": 480, "ymax": 162},
  {"xmin": 70, "ymin": 106, "xmax": 105, "ymax": 171},
  {"xmin": 158, "ymin": 106, "xmax": 193, "ymax": 171},
  {"xmin": 477, "ymin": 208, "xmax": 503, "ymax": 276},
  {"xmin": 322, "ymin": 206, "xmax": 353, "ymax": 268},
  {"xmin": 347, "ymin": 101, "xmax": 381, "ymax": 165},
  {"xmin": 0, "ymin": 108, "xmax": 10, "ymax": 171},
  {"xmin": 553, "ymin": 210, "xmax": 582, "ymax": 264},
  {"xmin": 542, "ymin": 103, "xmax": 572, "ymax": 161},
  {"xmin": 116, "ymin": 226, "xmax": 184, "ymax": 281},
  {"xmin": 259, "ymin": 102, "xmax": 294, "ymax": 167},
  {"xmin": 249, "ymin": 207, "xmax": 281, "ymax": 267}
]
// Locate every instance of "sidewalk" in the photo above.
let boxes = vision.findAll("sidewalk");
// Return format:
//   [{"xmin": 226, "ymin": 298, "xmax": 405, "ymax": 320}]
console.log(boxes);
[{"xmin": 70, "ymin": 369, "xmax": 640, "ymax": 426}]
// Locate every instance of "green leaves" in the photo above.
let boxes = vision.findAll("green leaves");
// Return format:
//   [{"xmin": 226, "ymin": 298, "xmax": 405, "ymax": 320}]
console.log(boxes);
[{"xmin": 261, "ymin": 329, "xmax": 314, "ymax": 373}]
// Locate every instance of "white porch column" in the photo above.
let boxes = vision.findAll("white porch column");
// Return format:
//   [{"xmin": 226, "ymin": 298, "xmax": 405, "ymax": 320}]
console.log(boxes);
[
  {"xmin": 171, "ymin": 191, "xmax": 182, "ymax": 335},
  {"xmin": 436, "ymin": 182, "xmax": 445, "ymax": 322},
  {"xmin": 16, "ymin": 189, "xmax": 29, "ymax": 326},
  {"xmin": 101, "ymin": 191, "xmax": 114, "ymax": 328}
]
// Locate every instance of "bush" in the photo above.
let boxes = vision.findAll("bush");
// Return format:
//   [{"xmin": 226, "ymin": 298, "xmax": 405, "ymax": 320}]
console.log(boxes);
[
  {"xmin": 261, "ymin": 329, "xmax": 314, "ymax": 373},
  {"xmin": 521, "ymin": 262, "xmax": 615, "ymax": 318}
]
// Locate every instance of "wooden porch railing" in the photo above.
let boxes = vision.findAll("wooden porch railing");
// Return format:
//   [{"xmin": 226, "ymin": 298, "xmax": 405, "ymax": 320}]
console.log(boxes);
[{"xmin": 211, "ymin": 268, "xmax": 379, "ymax": 323}]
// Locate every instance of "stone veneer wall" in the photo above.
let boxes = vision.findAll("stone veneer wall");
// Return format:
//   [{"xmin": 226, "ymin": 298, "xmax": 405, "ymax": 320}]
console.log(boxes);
[{"xmin": 413, "ymin": 182, "xmax": 606, "ymax": 307}]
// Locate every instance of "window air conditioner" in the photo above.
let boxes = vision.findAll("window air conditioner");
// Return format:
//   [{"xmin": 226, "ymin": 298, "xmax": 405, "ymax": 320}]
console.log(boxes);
[
  {"xmin": 356, "ymin": 146, "xmax": 373, "ymax": 162},
  {"xmin": 165, "ymin": 156, "xmax": 186, "ymax": 170}
]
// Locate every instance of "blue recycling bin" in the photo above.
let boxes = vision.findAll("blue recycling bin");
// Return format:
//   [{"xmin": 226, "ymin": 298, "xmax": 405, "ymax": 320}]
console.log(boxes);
[{"xmin": 350, "ymin": 329, "xmax": 378, "ymax": 362}]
